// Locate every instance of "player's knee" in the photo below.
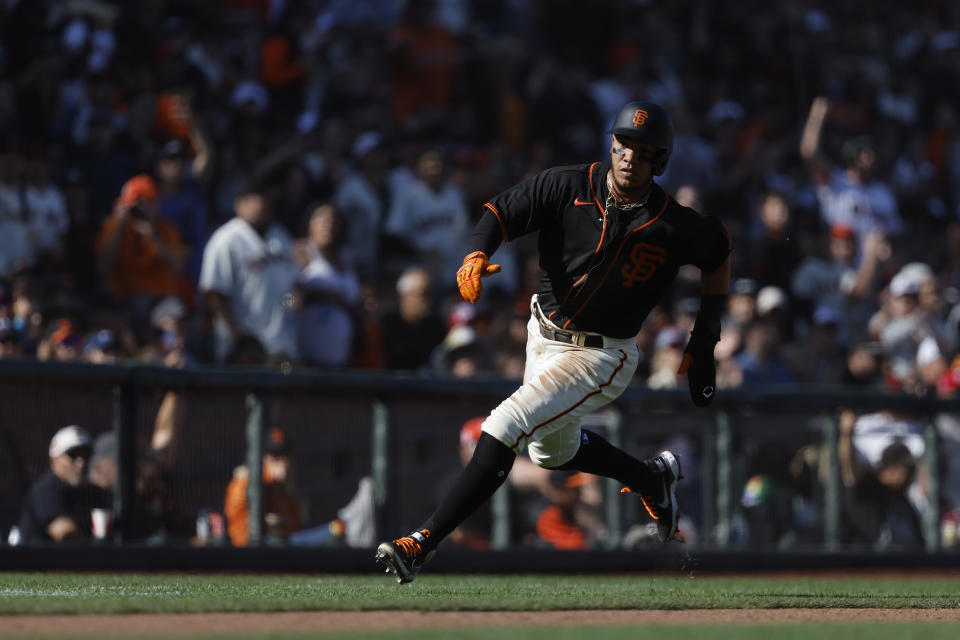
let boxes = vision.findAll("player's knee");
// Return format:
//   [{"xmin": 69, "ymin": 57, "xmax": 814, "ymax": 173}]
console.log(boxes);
[{"xmin": 527, "ymin": 439, "xmax": 579, "ymax": 469}]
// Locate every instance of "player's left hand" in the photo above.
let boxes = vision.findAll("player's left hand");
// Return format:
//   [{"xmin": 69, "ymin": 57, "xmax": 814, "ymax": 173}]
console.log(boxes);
[
  {"xmin": 677, "ymin": 334, "xmax": 717, "ymax": 408},
  {"xmin": 456, "ymin": 251, "xmax": 501, "ymax": 304}
]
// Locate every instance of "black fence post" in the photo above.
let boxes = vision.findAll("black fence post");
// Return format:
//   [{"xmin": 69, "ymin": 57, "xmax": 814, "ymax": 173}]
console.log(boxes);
[
  {"xmin": 371, "ymin": 399, "xmax": 390, "ymax": 540},
  {"xmin": 112, "ymin": 379, "xmax": 137, "ymax": 544},
  {"xmin": 246, "ymin": 392, "xmax": 265, "ymax": 547},
  {"xmin": 924, "ymin": 417, "xmax": 941, "ymax": 552},
  {"xmin": 824, "ymin": 414, "xmax": 840, "ymax": 550}
]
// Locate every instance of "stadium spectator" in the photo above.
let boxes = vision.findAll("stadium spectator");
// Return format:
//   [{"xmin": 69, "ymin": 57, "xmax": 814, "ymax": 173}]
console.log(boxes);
[
  {"xmin": 782, "ymin": 306, "xmax": 847, "ymax": 385},
  {"xmin": 0, "ymin": 151, "xmax": 33, "ymax": 279},
  {"xmin": 18, "ymin": 425, "xmax": 111, "ymax": 543},
  {"xmin": 0, "ymin": 317, "xmax": 22, "ymax": 359},
  {"xmin": 87, "ymin": 428, "xmax": 191, "ymax": 544},
  {"xmin": 838, "ymin": 411, "xmax": 925, "ymax": 548},
  {"xmin": 534, "ymin": 471, "xmax": 605, "ymax": 551},
  {"xmin": 23, "ymin": 153, "xmax": 69, "ymax": 269},
  {"xmin": 0, "ymin": 0, "xmax": 958, "ymax": 382},
  {"xmin": 80, "ymin": 328, "xmax": 121, "ymax": 364},
  {"xmin": 36, "ymin": 318, "xmax": 84, "ymax": 363},
  {"xmin": 715, "ymin": 277, "xmax": 758, "ymax": 366},
  {"xmin": 333, "ymin": 131, "xmax": 390, "ymax": 280},
  {"xmin": 800, "ymin": 96, "xmax": 903, "ymax": 242},
  {"xmin": 378, "ymin": 266, "xmax": 446, "ymax": 370},
  {"xmin": 870, "ymin": 264, "xmax": 946, "ymax": 391},
  {"xmin": 935, "ymin": 364, "xmax": 960, "ymax": 542},
  {"xmin": 432, "ymin": 323, "xmax": 491, "ymax": 379},
  {"xmin": 791, "ymin": 225, "xmax": 888, "ymax": 347},
  {"xmin": 755, "ymin": 285, "xmax": 793, "ymax": 342},
  {"xmin": 733, "ymin": 318, "xmax": 795, "ymax": 387},
  {"xmin": 294, "ymin": 203, "xmax": 361, "ymax": 368},
  {"xmin": 95, "ymin": 174, "xmax": 185, "ymax": 320},
  {"xmin": 744, "ymin": 192, "xmax": 802, "ymax": 293},
  {"xmin": 154, "ymin": 135, "xmax": 212, "ymax": 287},
  {"xmin": 389, "ymin": 0, "xmax": 458, "ymax": 124},
  {"xmin": 647, "ymin": 326, "xmax": 688, "ymax": 390},
  {"xmin": 199, "ymin": 182, "xmax": 300, "ymax": 364},
  {"xmin": 224, "ymin": 427, "xmax": 303, "ymax": 547},
  {"xmin": 384, "ymin": 149, "xmax": 470, "ymax": 293}
]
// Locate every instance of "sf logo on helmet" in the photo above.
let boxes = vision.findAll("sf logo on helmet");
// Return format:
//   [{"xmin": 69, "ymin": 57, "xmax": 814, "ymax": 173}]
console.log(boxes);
[{"xmin": 632, "ymin": 109, "xmax": 648, "ymax": 127}]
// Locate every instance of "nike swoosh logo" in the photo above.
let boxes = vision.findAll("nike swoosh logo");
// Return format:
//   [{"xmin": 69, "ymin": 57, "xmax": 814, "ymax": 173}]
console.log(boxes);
[{"xmin": 574, "ymin": 198, "xmax": 595, "ymax": 206}]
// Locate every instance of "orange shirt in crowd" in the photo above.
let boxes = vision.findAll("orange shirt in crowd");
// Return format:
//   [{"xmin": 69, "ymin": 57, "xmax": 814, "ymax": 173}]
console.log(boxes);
[
  {"xmin": 95, "ymin": 218, "xmax": 182, "ymax": 300},
  {"xmin": 390, "ymin": 22, "xmax": 457, "ymax": 123},
  {"xmin": 260, "ymin": 35, "xmax": 303, "ymax": 88},
  {"xmin": 535, "ymin": 505, "xmax": 587, "ymax": 550},
  {"xmin": 224, "ymin": 464, "xmax": 302, "ymax": 547}
]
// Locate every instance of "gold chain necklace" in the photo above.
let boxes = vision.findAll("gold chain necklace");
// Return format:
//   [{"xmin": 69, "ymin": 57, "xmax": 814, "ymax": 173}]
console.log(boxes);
[{"xmin": 606, "ymin": 173, "xmax": 650, "ymax": 211}]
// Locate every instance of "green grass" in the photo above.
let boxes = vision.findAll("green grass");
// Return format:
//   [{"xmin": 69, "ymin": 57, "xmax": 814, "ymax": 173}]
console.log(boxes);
[{"xmin": 1, "ymin": 573, "xmax": 959, "ymax": 615}]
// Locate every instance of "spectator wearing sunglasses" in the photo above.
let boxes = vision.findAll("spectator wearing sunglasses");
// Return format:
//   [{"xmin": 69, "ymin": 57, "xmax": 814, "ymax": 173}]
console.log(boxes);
[{"xmin": 18, "ymin": 425, "xmax": 111, "ymax": 543}]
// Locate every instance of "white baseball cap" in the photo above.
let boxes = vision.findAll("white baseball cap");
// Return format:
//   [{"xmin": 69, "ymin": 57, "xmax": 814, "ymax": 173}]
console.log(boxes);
[
  {"xmin": 48, "ymin": 425, "xmax": 92, "ymax": 458},
  {"xmin": 756, "ymin": 286, "xmax": 788, "ymax": 316}
]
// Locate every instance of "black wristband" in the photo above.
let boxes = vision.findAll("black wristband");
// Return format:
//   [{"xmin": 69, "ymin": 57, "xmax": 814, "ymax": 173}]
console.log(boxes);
[{"xmin": 691, "ymin": 294, "xmax": 725, "ymax": 343}]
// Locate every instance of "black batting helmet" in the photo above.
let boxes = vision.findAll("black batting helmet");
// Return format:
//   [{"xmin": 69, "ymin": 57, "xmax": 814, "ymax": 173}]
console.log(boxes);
[{"xmin": 608, "ymin": 101, "xmax": 674, "ymax": 175}]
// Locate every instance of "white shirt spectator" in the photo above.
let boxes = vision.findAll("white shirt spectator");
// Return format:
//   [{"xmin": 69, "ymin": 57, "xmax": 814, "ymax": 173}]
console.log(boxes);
[
  {"xmin": 791, "ymin": 258, "xmax": 855, "ymax": 316},
  {"xmin": 852, "ymin": 411, "xmax": 924, "ymax": 470},
  {"xmin": 0, "ymin": 216, "xmax": 33, "ymax": 278},
  {"xmin": 385, "ymin": 177, "xmax": 469, "ymax": 283},
  {"xmin": 200, "ymin": 218, "xmax": 300, "ymax": 361},
  {"xmin": 0, "ymin": 180, "xmax": 33, "ymax": 276},
  {"xmin": 297, "ymin": 245, "xmax": 360, "ymax": 367},
  {"xmin": 0, "ymin": 181, "xmax": 22, "ymax": 223},
  {"xmin": 333, "ymin": 171, "xmax": 382, "ymax": 274},
  {"xmin": 25, "ymin": 182, "xmax": 69, "ymax": 253},
  {"xmin": 817, "ymin": 169, "xmax": 902, "ymax": 239}
]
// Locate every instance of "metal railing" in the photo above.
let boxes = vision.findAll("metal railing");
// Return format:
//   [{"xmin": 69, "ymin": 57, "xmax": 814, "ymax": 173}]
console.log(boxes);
[{"xmin": 0, "ymin": 360, "xmax": 955, "ymax": 552}]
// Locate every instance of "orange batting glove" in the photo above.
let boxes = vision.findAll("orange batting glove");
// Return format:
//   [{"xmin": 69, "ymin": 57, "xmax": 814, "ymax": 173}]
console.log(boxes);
[{"xmin": 456, "ymin": 251, "xmax": 501, "ymax": 304}]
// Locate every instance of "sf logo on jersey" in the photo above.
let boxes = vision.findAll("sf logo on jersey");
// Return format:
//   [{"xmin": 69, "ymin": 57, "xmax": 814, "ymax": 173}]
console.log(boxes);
[
  {"xmin": 632, "ymin": 109, "xmax": 648, "ymax": 127},
  {"xmin": 622, "ymin": 242, "xmax": 666, "ymax": 287}
]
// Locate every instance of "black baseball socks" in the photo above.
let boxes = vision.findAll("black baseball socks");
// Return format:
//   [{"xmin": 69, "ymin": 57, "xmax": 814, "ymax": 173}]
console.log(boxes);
[
  {"xmin": 418, "ymin": 432, "xmax": 515, "ymax": 544},
  {"xmin": 550, "ymin": 428, "xmax": 657, "ymax": 493}
]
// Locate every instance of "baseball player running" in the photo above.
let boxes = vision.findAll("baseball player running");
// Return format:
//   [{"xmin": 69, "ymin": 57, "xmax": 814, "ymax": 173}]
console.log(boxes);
[{"xmin": 376, "ymin": 101, "xmax": 731, "ymax": 584}]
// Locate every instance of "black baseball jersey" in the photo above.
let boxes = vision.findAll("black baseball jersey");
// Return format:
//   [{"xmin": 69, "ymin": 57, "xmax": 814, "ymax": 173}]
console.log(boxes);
[{"xmin": 471, "ymin": 161, "xmax": 731, "ymax": 338}]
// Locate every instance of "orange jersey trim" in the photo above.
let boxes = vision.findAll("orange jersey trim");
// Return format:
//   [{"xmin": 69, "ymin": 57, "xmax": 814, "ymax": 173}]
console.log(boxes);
[
  {"xmin": 588, "ymin": 162, "xmax": 606, "ymax": 215},
  {"xmin": 563, "ymin": 195, "xmax": 670, "ymax": 329},
  {"xmin": 508, "ymin": 348, "xmax": 628, "ymax": 450},
  {"xmin": 483, "ymin": 202, "xmax": 509, "ymax": 243},
  {"xmin": 558, "ymin": 163, "xmax": 607, "ymax": 310}
]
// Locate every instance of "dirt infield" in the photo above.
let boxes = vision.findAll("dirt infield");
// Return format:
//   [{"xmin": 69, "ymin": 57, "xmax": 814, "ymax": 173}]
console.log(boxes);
[{"xmin": 3, "ymin": 609, "xmax": 960, "ymax": 636}]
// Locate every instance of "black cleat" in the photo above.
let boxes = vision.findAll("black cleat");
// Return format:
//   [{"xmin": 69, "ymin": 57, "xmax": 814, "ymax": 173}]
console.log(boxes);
[
  {"xmin": 374, "ymin": 529, "xmax": 436, "ymax": 584},
  {"xmin": 624, "ymin": 451, "xmax": 681, "ymax": 543}
]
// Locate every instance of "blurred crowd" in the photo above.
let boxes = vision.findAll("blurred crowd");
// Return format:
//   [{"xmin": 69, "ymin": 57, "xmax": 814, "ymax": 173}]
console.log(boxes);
[
  {"xmin": 3, "ymin": 1, "xmax": 960, "ymax": 547},
  {"xmin": 1, "ymin": 0, "xmax": 960, "ymax": 389}
]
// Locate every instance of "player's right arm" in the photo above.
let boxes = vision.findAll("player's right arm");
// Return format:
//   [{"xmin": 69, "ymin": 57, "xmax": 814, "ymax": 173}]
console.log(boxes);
[{"xmin": 456, "ymin": 169, "xmax": 564, "ymax": 303}]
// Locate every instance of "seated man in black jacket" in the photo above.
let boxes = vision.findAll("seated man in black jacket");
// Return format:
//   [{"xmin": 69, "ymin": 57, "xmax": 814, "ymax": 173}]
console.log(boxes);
[{"xmin": 19, "ymin": 425, "xmax": 111, "ymax": 543}]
